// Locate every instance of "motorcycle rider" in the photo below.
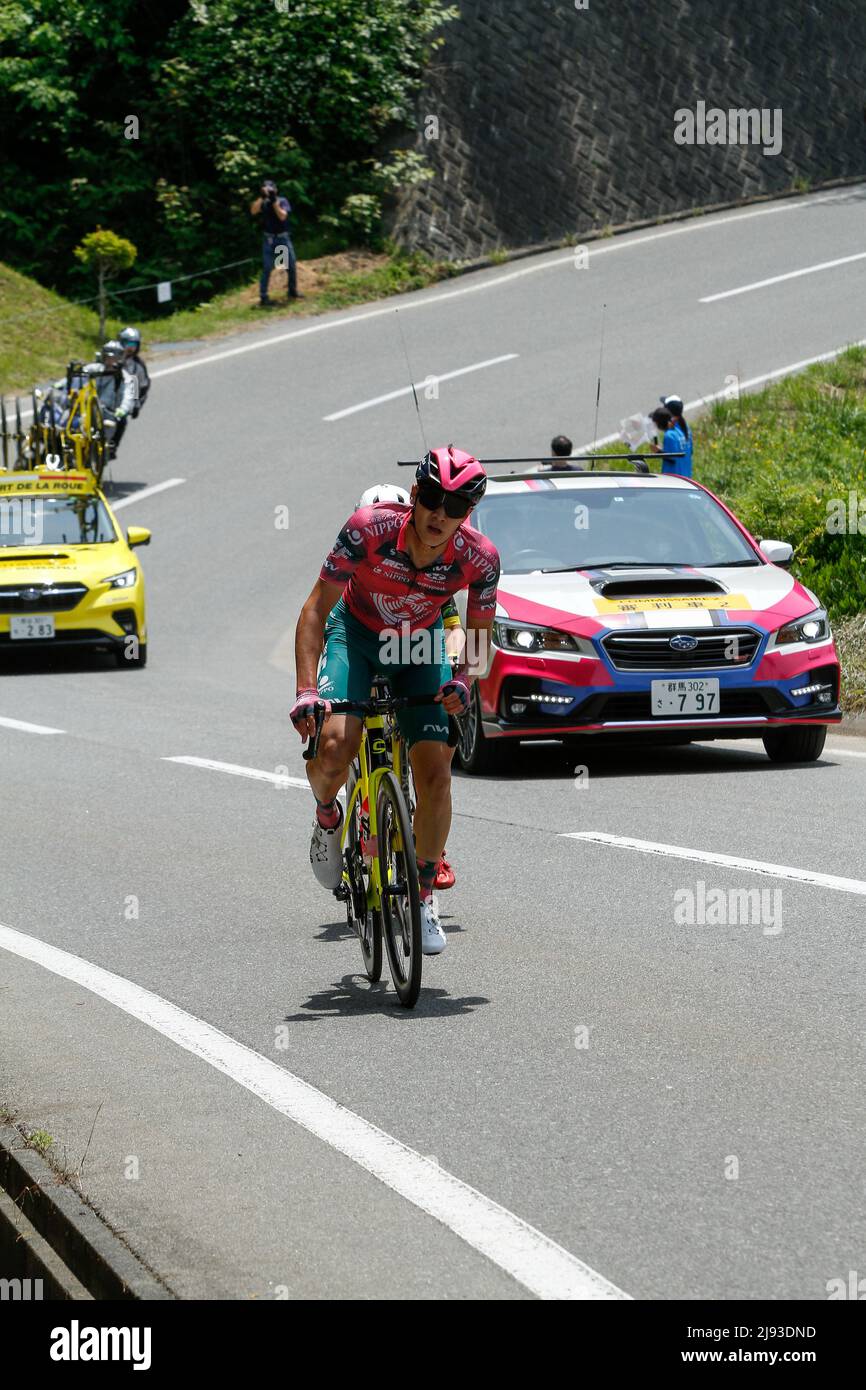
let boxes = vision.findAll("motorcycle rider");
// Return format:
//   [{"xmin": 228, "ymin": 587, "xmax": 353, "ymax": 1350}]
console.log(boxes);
[
  {"xmin": 119, "ymin": 326, "xmax": 151, "ymax": 417},
  {"xmin": 93, "ymin": 340, "xmax": 137, "ymax": 458}
]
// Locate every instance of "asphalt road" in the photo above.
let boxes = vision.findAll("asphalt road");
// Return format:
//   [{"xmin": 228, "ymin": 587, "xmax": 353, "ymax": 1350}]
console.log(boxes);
[{"xmin": 1, "ymin": 184, "xmax": 864, "ymax": 1300}]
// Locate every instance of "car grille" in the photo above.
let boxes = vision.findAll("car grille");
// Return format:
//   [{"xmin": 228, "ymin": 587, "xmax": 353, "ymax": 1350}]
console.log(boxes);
[
  {"xmin": 602, "ymin": 627, "xmax": 761, "ymax": 671},
  {"xmin": 0, "ymin": 583, "xmax": 88, "ymax": 613},
  {"xmin": 581, "ymin": 689, "xmax": 781, "ymax": 721}
]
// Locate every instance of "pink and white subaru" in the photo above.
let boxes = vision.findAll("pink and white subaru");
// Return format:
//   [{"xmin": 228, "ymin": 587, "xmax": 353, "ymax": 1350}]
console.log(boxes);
[{"xmin": 453, "ymin": 468, "xmax": 841, "ymax": 772}]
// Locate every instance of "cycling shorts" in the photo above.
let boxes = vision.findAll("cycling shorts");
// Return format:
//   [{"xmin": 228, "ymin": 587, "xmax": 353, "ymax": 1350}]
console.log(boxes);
[{"xmin": 317, "ymin": 596, "xmax": 451, "ymax": 747}]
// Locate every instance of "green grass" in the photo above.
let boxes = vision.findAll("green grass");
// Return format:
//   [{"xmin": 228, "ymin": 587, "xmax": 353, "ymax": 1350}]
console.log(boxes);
[
  {"xmin": 0, "ymin": 249, "xmax": 456, "ymax": 393},
  {"xmin": 592, "ymin": 345, "xmax": 866, "ymax": 711},
  {"xmin": 0, "ymin": 263, "xmax": 105, "ymax": 394},
  {"xmin": 27, "ymin": 1129, "xmax": 53, "ymax": 1155}
]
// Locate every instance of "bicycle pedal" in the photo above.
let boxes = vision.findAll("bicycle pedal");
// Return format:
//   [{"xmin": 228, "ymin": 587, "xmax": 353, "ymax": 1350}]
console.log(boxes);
[{"xmin": 333, "ymin": 882, "xmax": 349, "ymax": 901}]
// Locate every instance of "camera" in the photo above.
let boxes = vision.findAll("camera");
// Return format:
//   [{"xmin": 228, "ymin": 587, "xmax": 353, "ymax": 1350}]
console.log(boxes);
[{"xmin": 262, "ymin": 182, "xmax": 277, "ymax": 203}]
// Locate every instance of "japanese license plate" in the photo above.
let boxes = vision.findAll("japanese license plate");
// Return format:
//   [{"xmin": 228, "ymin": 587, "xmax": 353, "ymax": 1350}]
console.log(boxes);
[
  {"xmin": 651, "ymin": 677, "xmax": 719, "ymax": 716},
  {"xmin": 10, "ymin": 615, "xmax": 55, "ymax": 640}
]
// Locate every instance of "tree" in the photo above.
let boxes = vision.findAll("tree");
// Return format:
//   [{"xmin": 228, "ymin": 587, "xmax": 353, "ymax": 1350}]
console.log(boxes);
[{"xmin": 74, "ymin": 229, "xmax": 137, "ymax": 339}]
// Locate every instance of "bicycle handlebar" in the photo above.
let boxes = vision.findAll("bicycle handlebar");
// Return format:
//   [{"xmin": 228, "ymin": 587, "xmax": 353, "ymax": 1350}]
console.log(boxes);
[{"xmin": 301, "ymin": 693, "xmax": 447, "ymax": 762}]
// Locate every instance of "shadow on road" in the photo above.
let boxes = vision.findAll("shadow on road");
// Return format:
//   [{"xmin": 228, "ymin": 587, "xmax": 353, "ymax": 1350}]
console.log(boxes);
[
  {"xmin": 454, "ymin": 739, "xmax": 845, "ymax": 782},
  {"xmin": 0, "ymin": 648, "xmax": 119, "ymax": 676},
  {"xmin": 282, "ymin": 973, "xmax": 488, "ymax": 1021}
]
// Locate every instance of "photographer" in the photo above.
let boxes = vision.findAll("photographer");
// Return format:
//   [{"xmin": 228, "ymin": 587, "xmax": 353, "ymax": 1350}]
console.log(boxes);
[{"xmin": 250, "ymin": 178, "xmax": 302, "ymax": 306}]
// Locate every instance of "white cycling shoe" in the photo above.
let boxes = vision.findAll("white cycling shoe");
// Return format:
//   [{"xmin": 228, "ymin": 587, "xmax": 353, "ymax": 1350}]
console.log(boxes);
[
  {"xmin": 310, "ymin": 804, "xmax": 344, "ymax": 891},
  {"xmin": 420, "ymin": 897, "xmax": 447, "ymax": 955}
]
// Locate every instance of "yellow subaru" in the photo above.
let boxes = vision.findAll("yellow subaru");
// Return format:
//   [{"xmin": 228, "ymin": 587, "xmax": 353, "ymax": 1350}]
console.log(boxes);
[{"xmin": 0, "ymin": 469, "xmax": 150, "ymax": 667}]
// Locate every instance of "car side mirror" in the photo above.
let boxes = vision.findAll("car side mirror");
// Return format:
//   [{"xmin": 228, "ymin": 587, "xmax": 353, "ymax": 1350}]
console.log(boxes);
[
  {"xmin": 758, "ymin": 538, "xmax": 793, "ymax": 568},
  {"xmin": 127, "ymin": 526, "xmax": 151, "ymax": 548}
]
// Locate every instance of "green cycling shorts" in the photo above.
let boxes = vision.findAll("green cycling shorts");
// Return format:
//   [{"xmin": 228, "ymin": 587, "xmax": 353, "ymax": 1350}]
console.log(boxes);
[{"xmin": 317, "ymin": 595, "xmax": 451, "ymax": 747}]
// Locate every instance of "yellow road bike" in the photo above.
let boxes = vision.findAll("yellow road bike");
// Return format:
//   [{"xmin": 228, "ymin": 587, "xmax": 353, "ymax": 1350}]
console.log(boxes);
[
  {"xmin": 0, "ymin": 364, "xmax": 109, "ymax": 480},
  {"xmin": 304, "ymin": 677, "xmax": 434, "ymax": 1008}
]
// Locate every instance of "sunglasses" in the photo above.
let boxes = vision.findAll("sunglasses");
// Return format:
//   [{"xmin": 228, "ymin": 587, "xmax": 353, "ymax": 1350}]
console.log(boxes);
[{"xmin": 415, "ymin": 482, "xmax": 474, "ymax": 519}]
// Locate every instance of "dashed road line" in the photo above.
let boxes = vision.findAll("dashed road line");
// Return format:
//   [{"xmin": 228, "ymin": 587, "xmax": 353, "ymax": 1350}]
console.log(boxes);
[
  {"xmin": 561, "ymin": 831, "xmax": 866, "ymax": 895},
  {"xmin": 111, "ymin": 478, "xmax": 186, "ymax": 510},
  {"xmin": 163, "ymin": 756, "xmax": 309, "ymax": 789},
  {"xmin": 0, "ymin": 715, "xmax": 65, "ymax": 735},
  {"xmin": 324, "ymin": 354, "xmax": 518, "ymax": 421},
  {"xmin": 700, "ymin": 251, "xmax": 866, "ymax": 303}
]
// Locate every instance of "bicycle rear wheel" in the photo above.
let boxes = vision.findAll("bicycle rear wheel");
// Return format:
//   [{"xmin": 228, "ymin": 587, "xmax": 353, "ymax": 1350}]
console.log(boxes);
[
  {"xmin": 345, "ymin": 762, "xmax": 382, "ymax": 982},
  {"xmin": 377, "ymin": 769, "xmax": 422, "ymax": 1008}
]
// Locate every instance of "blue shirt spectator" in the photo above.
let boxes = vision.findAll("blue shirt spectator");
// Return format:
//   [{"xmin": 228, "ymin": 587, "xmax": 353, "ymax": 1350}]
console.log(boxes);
[
  {"xmin": 660, "ymin": 424, "xmax": 690, "ymax": 476},
  {"xmin": 660, "ymin": 394, "xmax": 693, "ymax": 473},
  {"xmin": 649, "ymin": 407, "xmax": 691, "ymax": 476}
]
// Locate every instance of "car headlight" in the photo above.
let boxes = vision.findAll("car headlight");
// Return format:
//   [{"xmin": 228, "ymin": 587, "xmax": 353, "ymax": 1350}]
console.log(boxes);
[
  {"xmin": 493, "ymin": 620, "xmax": 594, "ymax": 656},
  {"xmin": 101, "ymin": 567, "xmax": 138, "ymax": 589},
  {"xmin": 771, "ymin": 608, "xmax": 830, "ymax": 647}
]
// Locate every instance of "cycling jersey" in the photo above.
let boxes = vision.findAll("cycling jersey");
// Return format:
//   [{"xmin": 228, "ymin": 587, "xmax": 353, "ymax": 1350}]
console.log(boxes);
[{"xmin": 320, "ymin": 503, "xmax": 499, "ymax": 634}]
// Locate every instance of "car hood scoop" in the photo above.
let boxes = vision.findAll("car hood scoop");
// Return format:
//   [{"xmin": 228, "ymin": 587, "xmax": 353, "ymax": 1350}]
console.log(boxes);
[{"xmin": 594, "ymin": 572, "xmax": 728, "ymax": 598}]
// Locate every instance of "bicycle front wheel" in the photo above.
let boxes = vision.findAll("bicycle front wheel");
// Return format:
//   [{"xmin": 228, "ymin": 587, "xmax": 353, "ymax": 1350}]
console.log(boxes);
[
  {"xmin": 345, "ymin": 761, "xmax": 382, "ymax": 982},
  {"xmin": 377, "ymin": 769, "xmax": 422, "ymax": 1008}
]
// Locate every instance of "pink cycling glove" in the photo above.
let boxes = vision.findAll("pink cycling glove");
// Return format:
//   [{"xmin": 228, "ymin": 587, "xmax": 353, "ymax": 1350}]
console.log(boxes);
[
  {"xmin": 290, "ymin": 687, "xmax": 329, "ymax": 733},
  {"xmin": 437, "ymin": 673, "xmax": 471, "ymax": 714}
]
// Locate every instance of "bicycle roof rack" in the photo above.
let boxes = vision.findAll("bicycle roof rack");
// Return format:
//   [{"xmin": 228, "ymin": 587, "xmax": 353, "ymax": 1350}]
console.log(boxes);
[{"xmin": 397, "ymin": 452, "xmax": 684, "ymax": 478}]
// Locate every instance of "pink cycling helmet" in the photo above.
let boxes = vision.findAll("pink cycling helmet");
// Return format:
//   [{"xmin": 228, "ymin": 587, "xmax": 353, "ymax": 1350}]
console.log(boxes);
[{"xmin": 416, "ymin": 445, "xmax": 487, "ymax": 501}]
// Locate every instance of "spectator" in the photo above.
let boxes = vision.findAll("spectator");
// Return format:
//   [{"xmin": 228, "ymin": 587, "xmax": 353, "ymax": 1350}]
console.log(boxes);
[
  {"xmin": 649, "ymin": 406, "xmax": 689, "ymax": 476},
  {"xmin": 660, "ymin": 394, "xmax": 693, "ymax": 473},
  {"xmin": 535, "ymin": 434, "xmax": 584, "ymax": 472},
  {"xmin": 119, "ymin": 326, "xmax": 150, "ymax": 416},
  {"xmin": 250, "ymin": 178, "xmax": 303, "ymax": 307}
]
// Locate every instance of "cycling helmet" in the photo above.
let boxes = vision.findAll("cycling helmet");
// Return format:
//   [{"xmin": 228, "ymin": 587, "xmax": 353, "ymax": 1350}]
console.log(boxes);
[
  {"xmin": 101, "ymin": 340, "xmax": 124, "ymax": 366},
  {"xmin": 357, "ymin": 483, "xmax": 410, "ymax": 508},
  {"xmin": 415, "ymin": 445, "xmax": 487, "ymax": 501},
  {"xmin": 119, "ymin": 326, "xmax": 141, "ymax": 351}
]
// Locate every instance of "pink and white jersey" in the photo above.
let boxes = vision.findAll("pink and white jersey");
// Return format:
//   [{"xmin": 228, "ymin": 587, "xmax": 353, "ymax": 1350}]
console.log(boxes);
[{"xmin": 319, "ymin": 503, "xmax": 500, "ymax": 634}]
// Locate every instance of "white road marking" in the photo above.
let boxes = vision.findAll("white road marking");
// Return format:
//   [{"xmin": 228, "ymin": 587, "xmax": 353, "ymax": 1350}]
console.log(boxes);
[
  {"xmin": 111, "ymin": 478, "xmax": 186, "ymax": 511},
  {"xmin": 0, "ymin": 715, "xmax": 65, "ymax": 735},
  {"xmin": 164, "ymin": 756, "xmax": 310, "ymax": 790},
  {"xmin": 700, "ymin": 251, "xmax": 866, "ymax": 303},
  {"xmin": 0, "ymin": 922, "xmax": 629, "ymax": 1301},
  {"xmin": 323, "ymin": 354, "xmax": 519, "ymax": 421},
  {"xmin": 562, "ymin": 831, "xmax": 866, "ymax": 896},
  {"xmin": 574, "ymin": 337, "xmax": 866, "ymax": 452},
  {"xmin": 143, "ymin": 188, "xmax": 852, "ymax": 382},
  {"xmin": 826, "ymin": 746, "xmax": 866, "ymax": 759}
]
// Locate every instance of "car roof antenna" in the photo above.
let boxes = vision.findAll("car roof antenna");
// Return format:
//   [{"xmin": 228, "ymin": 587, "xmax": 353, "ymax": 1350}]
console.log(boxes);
[
  {"xmin": 592, "ymin": 301, "xmax": 606, "ymax": 453},
  {"xmin": 394, "ymin": 308, "xmax": 429, "ymax": 456}
]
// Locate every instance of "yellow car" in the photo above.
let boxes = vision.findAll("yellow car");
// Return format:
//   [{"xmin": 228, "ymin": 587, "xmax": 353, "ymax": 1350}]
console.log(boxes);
[{"xmin": 0, "ymin": 469, "xmax": 150, "ymax": 667}]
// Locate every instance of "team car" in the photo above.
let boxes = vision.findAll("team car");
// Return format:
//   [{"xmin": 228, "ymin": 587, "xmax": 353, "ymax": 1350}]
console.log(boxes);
[
  {"xmin": 0, "ymin": 469, "xmax": 149, "ymax": 666},
  {"xmin": 453, "ymin": 467, "xmax": 841, "ymax": 771}
]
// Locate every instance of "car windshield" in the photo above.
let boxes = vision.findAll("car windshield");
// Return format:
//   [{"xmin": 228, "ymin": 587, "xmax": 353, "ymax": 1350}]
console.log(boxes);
[
  {"xmin": 0, "ymin": 494, "xmax": 116, "ymax": 546},
  {"xmin": 471, "ymin": 486, "xmax": 760, "ymax": 573}
]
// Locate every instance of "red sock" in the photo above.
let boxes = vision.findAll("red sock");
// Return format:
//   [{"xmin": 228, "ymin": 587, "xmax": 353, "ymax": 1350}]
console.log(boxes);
[
  {"xmin": 315, "ymin": 797, "xmax": 340, "ymax": 829},
  {"xmin": 416, "ymin": 857, "xmax": 438, "ymax": 901}
]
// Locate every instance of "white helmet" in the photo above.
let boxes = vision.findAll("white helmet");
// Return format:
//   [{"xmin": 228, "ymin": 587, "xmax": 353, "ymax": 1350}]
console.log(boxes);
[{"xmin": 357, "ymin": 483, "xmax": 410, "ymax": 508}]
